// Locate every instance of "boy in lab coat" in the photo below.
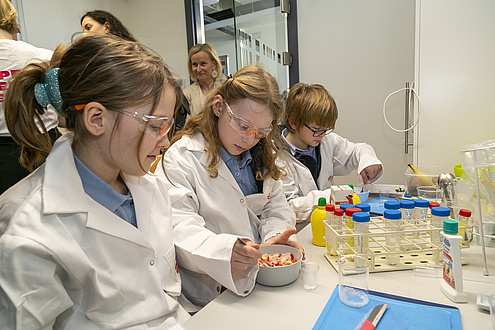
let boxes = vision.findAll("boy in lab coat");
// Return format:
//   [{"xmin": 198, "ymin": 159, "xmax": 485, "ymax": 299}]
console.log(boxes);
[
  {"xmin": 279, "ymin": 83, "xmax": 383, "ymax": 222},
  {"xmin": 156, "ymin": 64, "xmax": 303, "ymax": 308}
]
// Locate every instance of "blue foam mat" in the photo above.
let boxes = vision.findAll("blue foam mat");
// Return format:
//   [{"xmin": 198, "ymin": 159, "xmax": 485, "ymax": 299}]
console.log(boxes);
[{"xmin": 313, "ymin": 286, "xmax": 462, "ymax": 330}]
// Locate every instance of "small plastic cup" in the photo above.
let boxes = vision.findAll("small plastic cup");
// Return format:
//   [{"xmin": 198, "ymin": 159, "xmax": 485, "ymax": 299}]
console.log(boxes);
[
  {"xmin": 301, "ymin": 262, "xmax": 319, "ymax": 290},
  {"xmin": 337, "ymin": 255, "xmax": 370, "ymax": 307},
  {"xmin": 417, "ymin": 186, "xmax": 442, "ymax": 204}
]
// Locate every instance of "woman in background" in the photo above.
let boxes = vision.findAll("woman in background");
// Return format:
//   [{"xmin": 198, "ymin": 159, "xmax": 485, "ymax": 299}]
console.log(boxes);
[
  {"xmin": 80, "ymin": 9, "xmax": 136, "ymax": 41},
  {"xmin": 0, "ymin": 0, "xmax": 58, "ymax": 195},
  {"xmin": 183, "ymin": 43, "xmax": 225, "ymax": 118}
]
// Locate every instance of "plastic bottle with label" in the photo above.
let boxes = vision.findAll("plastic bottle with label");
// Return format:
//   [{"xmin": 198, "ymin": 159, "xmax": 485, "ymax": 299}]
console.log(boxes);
[
  {"xmin": 440, "ymin": 219, "xmax": 467, "ymax": 303},
  {"xmin": 311, "ymin": 197, "xmax": 327, "ymax": 246}
]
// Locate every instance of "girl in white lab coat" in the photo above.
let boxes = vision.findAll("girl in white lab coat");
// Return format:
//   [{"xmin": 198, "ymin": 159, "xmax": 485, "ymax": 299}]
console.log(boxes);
[
  {"xmin": 156, "ymin": 64, "xmax": 303, "ymax": 308},
  {"xmin": 279, "ymin": 83, "xmax": 384, "ymax": 222},
  {"xmin": 0, "ymin": 34, "xmax": 199, "ymax": 329}
]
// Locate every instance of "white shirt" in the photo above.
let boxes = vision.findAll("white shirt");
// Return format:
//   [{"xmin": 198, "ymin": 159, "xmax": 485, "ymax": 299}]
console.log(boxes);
[
  {"xmin": 279, "ymin": 131, "xmax": 383, "ymax": 222},
  {"xmin": 0, "ymin": 135, "xmax": 189, "ymax": 329},
  {"xmin": 0, "ymin": 39, "xmax": 58, "ymax": 136}
]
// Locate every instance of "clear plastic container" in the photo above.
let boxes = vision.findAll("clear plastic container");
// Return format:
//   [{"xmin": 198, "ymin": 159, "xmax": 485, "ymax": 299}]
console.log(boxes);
[
  {"xmin": 414, "ymin": 199, "xmax": 429, "ymax": 221},
  {"xmin": 384, "ymin": 209, "xmax": 402, "ymax": 265},
  {"xmin": 431, "ymin": 207, "xmax": 450, "ymax": 246},
  {"xmin": 458, "ymin": 209, "xmax": 472, "ymax": 243},
  {"xmin": 325, "ymin": 204, "xmax": 336, "ymax": 255}
]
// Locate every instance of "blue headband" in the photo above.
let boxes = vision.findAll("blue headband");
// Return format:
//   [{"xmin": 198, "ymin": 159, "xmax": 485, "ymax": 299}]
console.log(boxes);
[{"xmin": 34, "ymin": 68, "xmax": 65, "ymax": 117}]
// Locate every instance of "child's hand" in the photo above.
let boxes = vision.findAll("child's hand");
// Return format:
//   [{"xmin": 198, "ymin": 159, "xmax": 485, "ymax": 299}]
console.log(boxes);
[
  {"xmin": 230, "ymin": 239, "xmax": 261, "ymax": 273},
  {"xmin": 360, "ymin": 164, "xmax": 383, "ymax": 183},
  {"xmin": 262, "ymin": 229, "xmax": 306, "ymax": 259}
]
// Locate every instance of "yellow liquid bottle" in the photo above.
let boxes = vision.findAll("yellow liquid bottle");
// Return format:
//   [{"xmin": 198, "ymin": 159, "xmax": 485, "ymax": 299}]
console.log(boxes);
[{"xmin": 311, "ymin": 197, "xmax": 327, "ymax": 246}]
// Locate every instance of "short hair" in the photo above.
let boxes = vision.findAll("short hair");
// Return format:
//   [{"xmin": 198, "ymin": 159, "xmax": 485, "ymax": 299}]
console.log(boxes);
[
  {"xmin": 187, "ymin": 43, "xmax": 222, "ymax": 82},
  {"xmin": 81, "ymin": 10, "xmax": 136, "ymax": 42},
  {"xmin": 284, "ymin": 83, "xmax": 338, "ymax": 133},
  {"xmin": 0, "ymin": 0, "xmax": 20, "ymax": 35}
]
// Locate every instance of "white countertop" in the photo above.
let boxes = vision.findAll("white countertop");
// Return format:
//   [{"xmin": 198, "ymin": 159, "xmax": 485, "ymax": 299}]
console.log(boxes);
[{"xmin": 183, "ymin": 224, "xmax": 495, "ymax": 330}]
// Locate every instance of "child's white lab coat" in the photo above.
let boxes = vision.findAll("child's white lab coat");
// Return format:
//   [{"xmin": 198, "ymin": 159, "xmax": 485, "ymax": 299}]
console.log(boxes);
[
  {"xmin": 0, "ymin": 135, "xmax": 192, "ymax": 329},
  {"xmin": 279, "ymin": 132, "xmax": 383, "ymax": 222},
  {"xmin": 158, "ymin": 133, "xmax": 296, "ymax": 307}
]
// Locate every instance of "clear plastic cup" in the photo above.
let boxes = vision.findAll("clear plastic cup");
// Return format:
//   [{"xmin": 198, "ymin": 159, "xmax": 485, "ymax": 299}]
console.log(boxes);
[
  {"xmin": 301, "ymin": 262, "xmax": 319, "ymax": 290},
  {"xmin": 337, "ymin": 255, "xmax": 370, "ymax": 307}
]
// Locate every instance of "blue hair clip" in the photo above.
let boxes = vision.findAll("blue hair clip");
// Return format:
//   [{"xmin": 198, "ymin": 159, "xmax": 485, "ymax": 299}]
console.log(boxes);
[{"xmin": 34, "ymin": 68, "xmax": 65, "ymax": 117}]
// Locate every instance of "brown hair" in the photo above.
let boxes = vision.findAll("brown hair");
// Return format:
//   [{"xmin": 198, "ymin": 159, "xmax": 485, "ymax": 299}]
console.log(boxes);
[
  {"xmin": 4, "ymin": 34, "xmax": 181, "ymax": 171},
  {"xmin": 284, "ymin": 83, "xmax": 338, "ymax": 133},
  {"xmin": 175, "ymin": 64, "xmax": 284, "ymax": 180},
  {"xmin": 187, "ymin": 43, "xmax": 222, "ymax": 82},
  {"xmin": 0, "ymin": 0, "xmax": 20, "ymax": 35}
]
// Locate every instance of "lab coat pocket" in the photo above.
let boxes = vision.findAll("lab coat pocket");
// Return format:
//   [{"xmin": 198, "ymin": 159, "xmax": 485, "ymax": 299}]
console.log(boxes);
[{"xmin": 161, "ymin": 246, "xmax": 181, "ymax": 297}]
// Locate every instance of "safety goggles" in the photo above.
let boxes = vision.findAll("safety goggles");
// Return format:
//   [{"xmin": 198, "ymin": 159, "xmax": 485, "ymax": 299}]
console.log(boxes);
[
  {"xmin": 224, "ymin": 102, "xmax": 273, "ymax": 139},
  {"xmin": 119, "ymin": 109, "xmax": 174, "ymax": 141}
]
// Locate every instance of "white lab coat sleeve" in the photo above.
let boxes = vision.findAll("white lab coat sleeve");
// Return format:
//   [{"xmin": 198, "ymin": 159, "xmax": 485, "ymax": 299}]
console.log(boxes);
[
  {"xmin": 0, "ymin": 235, "xmax": 73, "ymax": 329},
  {"xmin": 278, "ymin": 156, "xmax": 331, "ymax": 222},
  {"xmin": 329, "ymin": 134, "xmax": 383, "ymax": 185},
  {"xmin": 155, "ymin": 152, "xmax": 256, "ymax": 297},
  {"xmin": 258, "ymin": 178, "xmax": 298, "ymax": 241}
]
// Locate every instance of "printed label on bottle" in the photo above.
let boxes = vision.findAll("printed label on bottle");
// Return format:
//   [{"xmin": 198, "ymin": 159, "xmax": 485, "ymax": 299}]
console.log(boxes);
[{"xmin": 443, "ymin": 250, "xmax": 455, "ymax": 289}]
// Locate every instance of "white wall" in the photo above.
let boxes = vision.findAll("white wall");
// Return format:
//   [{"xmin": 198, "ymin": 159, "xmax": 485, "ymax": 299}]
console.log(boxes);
[
  {"xmin": 17, "ymin": 0, "xmax": 188, "ymax": 83},
  {"xmin": 414, "ymin": 0, "xmax": 495, "ymax": 171}
]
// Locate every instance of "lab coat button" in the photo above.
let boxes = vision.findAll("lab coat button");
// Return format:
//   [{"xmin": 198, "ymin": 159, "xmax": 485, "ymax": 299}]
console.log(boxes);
[
  {"xmin": 240, "ymin": 199, "xmax": 244, "ymax": 203},
  {"xmin": 216, "ymin": 286, "xmax": 221, "ymax": 293},
  {"xmin": 150, "ymin": 259, "xmax": 155, "ymax": 266}
]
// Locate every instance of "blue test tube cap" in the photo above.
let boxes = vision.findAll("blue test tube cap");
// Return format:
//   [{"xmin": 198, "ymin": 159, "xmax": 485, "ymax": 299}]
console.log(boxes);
[
  {"xmin": 400, "ymin": 200, "xmax": 415, "ymax": 209},
  {"xmin": 384, "ymin": 200, "xmax": 400, "ymax": 210},
  {"xmin": 384, "ymin": 209, "xmax": 401, "ymax": 220},
  {"xmin": 355, "ymin": 203, "xmax": 371, "ymax": 213},
  {"xmin": 414, "ymin": 199, "xmax": 430, "ymax": 208},
  {"xmin": 353, "ymin": 212, "xmax": 370, "ymax": 222},
  {"xmin": 340, "ymin": 204, "xmax": 354, "ymax": 212},
  {"xmin": 431, "ymin": 206, "xmax": 450, "ymax": 217}
]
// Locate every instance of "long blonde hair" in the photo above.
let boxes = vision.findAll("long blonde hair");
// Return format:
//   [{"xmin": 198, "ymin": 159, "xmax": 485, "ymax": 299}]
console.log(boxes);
[
  {"xmin": 0, "ymin": 0, "xmax": 20, "ymax": 35},
  {"xmin": 176, "ymin": 64, "xmax": 284, "ymax": 180}
]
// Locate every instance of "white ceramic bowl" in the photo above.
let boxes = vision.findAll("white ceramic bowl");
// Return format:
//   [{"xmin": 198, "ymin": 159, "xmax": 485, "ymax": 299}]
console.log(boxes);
[{"xmin": 256, "ymin": 245, "xmax": 303, "ymax": 287}]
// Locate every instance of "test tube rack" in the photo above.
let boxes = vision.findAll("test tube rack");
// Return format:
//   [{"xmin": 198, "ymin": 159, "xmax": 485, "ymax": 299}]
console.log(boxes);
[{"xmin": 323, "ymin": 217, "xmax": 471, "ymax": 273}]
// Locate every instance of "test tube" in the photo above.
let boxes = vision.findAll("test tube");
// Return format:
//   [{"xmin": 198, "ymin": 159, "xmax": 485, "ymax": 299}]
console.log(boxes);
[
  {"xmin": 385, "ymin": 209, "xmax": 402, "ymax": 265},
  {"xmin": 458, "ymin": 209, "xmax": 472, "ymax": 243},
  {"xmin": 339, "ymin": 204, "xmax": 353, "ymax": 227},
  {"xmin": 333, "ymin": 208, "xmax": 344, "ymax": 255},
  {"xmin": 345, "ymin": 207, "xmax": 362, "ymax": 254},
  {"xmin": 400, "ymin": 200, "xmax": 416, "ymax": 249},
  {"xmin": 353, "ymin": 212, "xmax": 370, "ymax": 259},
  {"xmin": 431, "ymin": 207, "xmax": 450, "ymax": 246},
  {"xmin": 326, "ymin": 204, "xmax": 336, "ymax": 255}
]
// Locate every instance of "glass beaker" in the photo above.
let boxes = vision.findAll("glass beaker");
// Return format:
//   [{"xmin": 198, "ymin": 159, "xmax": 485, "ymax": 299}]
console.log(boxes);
[{"xmin": 337, "ymin": 255, "xmax": 370, "ymax": 307}]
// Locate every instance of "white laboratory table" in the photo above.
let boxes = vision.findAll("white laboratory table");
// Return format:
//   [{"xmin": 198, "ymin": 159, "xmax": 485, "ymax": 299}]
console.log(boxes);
[{"xmin": 183, "ymin": 224, "xmax": 495, "ymax": 330}]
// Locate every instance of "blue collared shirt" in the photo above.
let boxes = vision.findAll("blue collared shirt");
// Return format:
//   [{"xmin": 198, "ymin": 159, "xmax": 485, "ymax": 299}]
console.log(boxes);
[
  {"xmin": 73, "ymin": 154, "xmax": 138, "ymax": 228},
  {"xmin": 220, "ymin": 147, "xmax": 258, "ymax": 196},
  {"xmin": 281, "ymin": 128, "xmax": 317, "ymax": 161}
]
